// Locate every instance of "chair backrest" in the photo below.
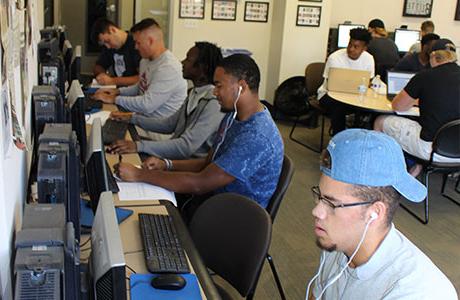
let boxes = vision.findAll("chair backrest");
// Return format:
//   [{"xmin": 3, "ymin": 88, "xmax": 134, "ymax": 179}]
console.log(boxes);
[
  {"xmin": 189, "ymin": 193, "xmax": 272, "ymax": 298},
  {"xmin": 431, "ymin": 119, "xmax": 460, "ymax": 160},
  {"xmin": 305, "ymin": 62, "xmax": 325, "ymax": 97},
  {"xmin": 273, "ymin": 76, "xmax": 309, "ymax": 116},
  {"xmin": 266, "ymin": 154, "xmax": 295, "ymax": 222}
]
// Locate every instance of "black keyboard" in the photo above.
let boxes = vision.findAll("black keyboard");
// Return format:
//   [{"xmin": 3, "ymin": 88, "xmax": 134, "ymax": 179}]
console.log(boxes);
[
  {"xmin": 105, "ymin": 159, "xmax": 119, "ymax": 193},
  {"xmin": 102, "ymin": 119, "xmax": 129, "ymax": 145},
  {"xmin": 139, "ymin": 213, "xmax": 190, "ymax": 274},
  {"xmin": 84, "ymin": 96, "xmax": 103, "ymax": 112}
]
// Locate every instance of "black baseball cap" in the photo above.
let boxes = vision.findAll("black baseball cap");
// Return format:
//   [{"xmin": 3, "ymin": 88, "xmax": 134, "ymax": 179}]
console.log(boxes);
[
  {"xmin": 431, "ymin": 38, "xmax": 456, "ymax": 52},
  {"xmin": 368, "ymin": 19, "xmax": 385, "ymax": 29}
]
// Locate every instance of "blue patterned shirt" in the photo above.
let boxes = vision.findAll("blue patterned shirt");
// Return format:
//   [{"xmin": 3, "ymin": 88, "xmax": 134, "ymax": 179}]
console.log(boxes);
[{"xmin": 212, "ymin": 108, "xmax": 284, "ymax": 208}]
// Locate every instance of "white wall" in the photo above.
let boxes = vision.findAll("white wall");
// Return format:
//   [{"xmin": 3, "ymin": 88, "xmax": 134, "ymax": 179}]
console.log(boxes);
[{"xmin": 330, "ymin": 0, "xmax": 460, "ymax": 46}]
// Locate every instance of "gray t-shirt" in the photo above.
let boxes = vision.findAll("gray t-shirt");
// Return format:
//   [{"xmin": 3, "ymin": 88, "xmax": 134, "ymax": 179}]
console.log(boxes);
[
  {"xmin": 116, "ymin": 50, "xmax": 187, "ymax": 118},
  {"xmin": 311, "ymin": 224, "xmax": 457, "ymax": 300}
]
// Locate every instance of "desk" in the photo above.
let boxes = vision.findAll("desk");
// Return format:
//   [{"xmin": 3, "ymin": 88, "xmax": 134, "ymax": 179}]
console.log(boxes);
[
  {"xmin": 84, "ymin": 104, "xmax": 220, "ymax": 299},
  {"xmin": 328, "ymin": 90, "xmax": 420, "ymax": 116}
]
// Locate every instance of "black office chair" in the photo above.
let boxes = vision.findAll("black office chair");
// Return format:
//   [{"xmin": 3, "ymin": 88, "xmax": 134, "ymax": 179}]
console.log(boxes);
[
  {"xmin": 189, "ymin": 193, "xmax": 272, "ymax": 300},
  {"xmin": 264, "ymin": 154, "xmax": 295, "ymax": 300},
  {"xmin": 287, "ymin": 63, "xmax": 327, "ymax": 153},
  {"xmin": 400, "ymin": 119, "xmax": 460, "ymax": 224}
]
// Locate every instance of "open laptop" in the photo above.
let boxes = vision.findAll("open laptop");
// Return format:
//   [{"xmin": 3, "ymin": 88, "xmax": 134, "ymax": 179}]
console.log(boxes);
[
  {"xmin": 327, "ymin": 68, "xmax": 371, "ymax": 94},
  {"xmin": 386, "ymin": 70, "xmax": 416, "ymax": 100}
]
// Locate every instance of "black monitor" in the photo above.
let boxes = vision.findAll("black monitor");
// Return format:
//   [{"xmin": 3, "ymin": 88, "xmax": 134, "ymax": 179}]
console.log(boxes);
[
  {"xmin": 89, "ymin": 191, "xmax": 126, "ymax": 299},
  {"xmin": 394, "ymin": 29, "xmax": 420, "ymax": 52},
  {"xmin": 62, "ymin": 40, "xmax": 73, "ymax": 78},
  {"xmin": 337, "ymin": 23, "xmax": 365, "ymax": 48},
  {"xmin": 69, "ymin": 45, "xmax": 82, "ymax": 83},
  {"xmin": 85, "ymin": 118, "xmax": 110, "ymax": 213},
  {"xmin": 67, "ymin": 80, "xmax": 87, "ymax": 163}
]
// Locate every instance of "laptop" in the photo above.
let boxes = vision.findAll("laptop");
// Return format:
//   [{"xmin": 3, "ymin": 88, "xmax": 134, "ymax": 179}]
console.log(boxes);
[
  {"xmin": 386, "ymin": 70, "xmax": 416, "ymax": 100},
  {"xmin": 327, "ymin": 68, "xmax": 371, "ymax": 94}
]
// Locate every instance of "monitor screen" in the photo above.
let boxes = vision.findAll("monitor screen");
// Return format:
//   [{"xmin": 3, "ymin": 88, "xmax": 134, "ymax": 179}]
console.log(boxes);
[
  {"xmin": 70, "ymin": 45, "xmax": 81, "ymax": 83},
  {"xmin": 68, "ymin": 80, "xmax": 87, "ymax": 163},
  {"xmin": 337, "ymin": 24, "xmax": 365, "ymax": 48},
  {"xmin": 85, "ymin": 118, "xmax": 110, "ymax": 213},
  {"xmin": 62, "ymin": 40, "xmax": 73, "ymax": 74},
  {"xmin": 90, "ymin": 191, "xmax": 126, "ymax": 299},
  {"xmin": 394, "ymin": 29, "xmax": 420, "ymax": 52},
  {"xmin": 387, "ymin": 71, "xmax": 416, "ymax": 95}
]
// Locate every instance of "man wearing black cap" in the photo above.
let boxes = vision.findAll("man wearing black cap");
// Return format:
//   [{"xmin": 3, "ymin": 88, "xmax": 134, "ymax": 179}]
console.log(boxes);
[
  {"xmin": 367, "ymin": 19, "xmax": 399, "ymax": 77},
  {"xmin": 375, "ymin": 38, "xmax": 460, "ymax": 175},
  {"xmin": 306, "ymin": 129, "xmax": 457, "ymax": 299}
]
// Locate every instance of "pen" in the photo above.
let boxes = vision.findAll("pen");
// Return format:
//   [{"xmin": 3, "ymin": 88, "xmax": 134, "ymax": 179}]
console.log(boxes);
[{"xmin": 119, "ymin": 154, "xmax": 122, "ymax": 163}]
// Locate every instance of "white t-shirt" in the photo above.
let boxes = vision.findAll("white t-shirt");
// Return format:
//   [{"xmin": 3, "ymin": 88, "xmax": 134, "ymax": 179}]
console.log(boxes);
[
  {"xmin": 317, "ymin": 48, "xmax": 375, "ymax": 99},
  {"xmin": 310, "ymin": 224, "xmax": 457, "ymax": 300}
]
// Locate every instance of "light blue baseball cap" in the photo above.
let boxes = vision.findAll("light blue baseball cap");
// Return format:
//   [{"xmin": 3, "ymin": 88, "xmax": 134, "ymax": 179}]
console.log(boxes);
[{"xmin": 320, "ymin": 129, "xmax": 427, "ymax": 203}]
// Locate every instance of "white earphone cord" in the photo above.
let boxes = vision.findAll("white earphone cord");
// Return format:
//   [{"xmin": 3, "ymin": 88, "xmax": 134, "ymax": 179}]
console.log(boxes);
[{"xmin": 305, "ymin": 216, "xmax": 376, "ymax": 300}]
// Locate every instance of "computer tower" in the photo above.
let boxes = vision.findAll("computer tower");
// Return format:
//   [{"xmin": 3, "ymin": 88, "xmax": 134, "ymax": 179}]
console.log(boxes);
[{"xmin": 38, "ymin": 124, "xmax": 81, "ymax": 242}]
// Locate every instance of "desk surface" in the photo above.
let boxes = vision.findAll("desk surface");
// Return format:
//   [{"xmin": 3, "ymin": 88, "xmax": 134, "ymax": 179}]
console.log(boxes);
[{"xmin": 328, "ymin": 90, "xmax": 420, "ymax": 116}]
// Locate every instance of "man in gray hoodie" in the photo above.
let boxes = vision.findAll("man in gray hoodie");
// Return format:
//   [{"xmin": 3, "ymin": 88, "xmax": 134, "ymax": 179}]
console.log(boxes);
[{"xmin": 107, "ymin": 42, "xmax": 225, "ymax": 159}]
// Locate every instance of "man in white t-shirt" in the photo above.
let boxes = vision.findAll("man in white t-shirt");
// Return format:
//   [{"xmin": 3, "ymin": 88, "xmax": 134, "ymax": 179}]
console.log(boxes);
[
  {"xmin": 306, "ymin": 129, "xmax": 457, "ymax": 300},
  {"xmin": 318, "ymin": 28, "xmax": 375, "ymax": 135}
]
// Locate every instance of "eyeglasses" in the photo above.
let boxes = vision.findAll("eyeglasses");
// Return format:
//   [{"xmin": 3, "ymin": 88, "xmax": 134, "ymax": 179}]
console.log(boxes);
[{"xmin": 311, "ymin": 186, "xmax": 374, "ymax": 211}]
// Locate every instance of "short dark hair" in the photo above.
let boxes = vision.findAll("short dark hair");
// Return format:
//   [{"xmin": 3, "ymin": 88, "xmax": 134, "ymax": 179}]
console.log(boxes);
[
  {"xmin": 194, "ymin": 42, "xmax": 223, "ymax": 84},
  {"xmin": 130, "ymin": 18, "xmax": 160, "ymax": 33},
  {"xmin": 421, "ymin": 20, "xmax": 435, "ymax": 32},
  {"xmin": 91, "ymin": 18, "xmax": 117, "ymax": 44},
  {"xmin": 421, "ymin": 33, "xmax": 440, "ymax": 46},
  {"xmin": 351, "ymin": 185, "xmax": 402, "ymax": 227},
  {"xmin": 216, "ymin": 54, "xmax": 260, "ymax": 92},
  {"xmin": 350, "ymin": 28, "xmax": 372, "ymax": 45}
]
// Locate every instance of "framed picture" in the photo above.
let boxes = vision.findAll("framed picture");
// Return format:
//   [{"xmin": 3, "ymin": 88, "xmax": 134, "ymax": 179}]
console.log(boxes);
[
  {"xmin": 244, "ymin": 1, "xmax": 269, "ymax": 23},
  {"xmin": 455, "ymin": 0, "xmax": 460, "ymax": 20},
  {"xmin": 296, "ymin": 5, "xmax": 321, "ymax": 27},
  {"xmin": 299, "ymin": 0, "xmax": 322, "ymax": 2},
  {"xmin": 179, "ymin": 0, "xmax": 205, "ymax": 19},
  {"xmin": 403, "ymin": 0, "xmax": 433, "ymax": 17},
  {"xmin": 212, "ymin": 0, "xmax": 237, "ymax": 21}
]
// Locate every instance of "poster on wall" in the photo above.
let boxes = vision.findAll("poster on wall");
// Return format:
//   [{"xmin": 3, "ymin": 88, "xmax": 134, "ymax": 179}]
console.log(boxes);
[
  {"xmin": 455, "ymin": 0, "xmax": 460, "ymax": 20},
  {"xmin": 179, "ymin": 0, "xmax": 205, "ymax": 19},
  {"xmin": 212, "ymin": 0, "xmax": 237, "ymax": 21},
  {"xmin": 403, "ymin": 0, "xmax": 433, "ymax": 17},
  {"xmin": 1, "ymin": 46, "xmax": 13, "ymax": 158},
  {"xmin": 296, "ymin": 5, "xmax": 321, "ymax": 27},
  {"xmin": 244, "ymin": 1, "xmax": 269, "ymax": 23}
]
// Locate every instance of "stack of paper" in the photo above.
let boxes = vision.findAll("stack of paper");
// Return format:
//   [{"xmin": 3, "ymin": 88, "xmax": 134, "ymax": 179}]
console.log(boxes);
[{"xmin": 117, "ymin": 182, "xmax": 177, "ymax": 206}]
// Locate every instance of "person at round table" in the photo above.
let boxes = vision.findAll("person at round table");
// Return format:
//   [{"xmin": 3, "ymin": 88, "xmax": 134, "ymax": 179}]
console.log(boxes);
[
  {"xmin": 408, "ymin": 20, "xmax": 435, "ymax": 54},
  {"xmin": 374, "ymin": 38, "xmax": 460, "ymax": 176},
  {"xmin": 393, "ymin": 33, "xmax": 439, "ymax": 73},
  {"xmin": 318, "ymin": 28, "xmax": 374, "ymax": 136}
]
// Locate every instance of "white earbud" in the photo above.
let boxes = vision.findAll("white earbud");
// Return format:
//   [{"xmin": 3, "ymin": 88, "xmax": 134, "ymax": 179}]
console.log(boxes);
[
  {"xmin": 238, "ymin": 85, "xmax": 242, "ymax": 93},
  {"xmin": 370, "ymin": 212, "xmax": 378, "ymax": 221}
]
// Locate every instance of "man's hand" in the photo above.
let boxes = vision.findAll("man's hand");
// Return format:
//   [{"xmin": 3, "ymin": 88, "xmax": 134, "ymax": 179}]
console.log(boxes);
[
  {"xmin": 95, "ymin": 73, "xmax": 115, "ymax": 85},
  {"xmin": 93, "ymin": 88, "xmax": 119, "ymax": 104},
  {"xmin": 142, "ymin": 156, "xmax": 166, "ymax": 170},
  {"xmin": 113, "ymin": 162, "xmax": 141, "ymax": 182},
  {"xmin": 107, "ymin": 140, "xmax": 137, "ymax": 154},
  {"xmin": 110, "ymin": 111, "xmax": 133, "ymax": 122}
]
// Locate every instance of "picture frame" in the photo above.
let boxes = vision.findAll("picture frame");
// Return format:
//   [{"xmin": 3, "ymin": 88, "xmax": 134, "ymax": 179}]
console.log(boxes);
[
  {"xmin": 403, "ymin": 0, "xmax": 433, "ymax": 18},
  {"xmin": 244, "ymin": 1, "xmax": 269, "ymax": 23},
  {"xmin": 179, "ymin": 0, "xmax": 205, "ymax": 19},
  {"xmin": 299, "ymin": 0, "xmax": 322, "ymax": 2},
  {"xmin": 212, "ymin": 0, "xmax": 237, "ymax": 21},
  {"xmin": 296, "ymin": 5, "xmax": 321, "ymax": 27},
  {"xmin": 455, "ymin": 0, "xmax": 460, "ymax": 21}
]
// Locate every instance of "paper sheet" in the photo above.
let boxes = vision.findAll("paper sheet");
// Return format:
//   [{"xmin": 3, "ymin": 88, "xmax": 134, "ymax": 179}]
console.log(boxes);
[
  {"xmin": 117, "ymin": 182, "xmax": 177, "ymax": 206},
  {"xmin": 85, "ymin": 110, "xmax": 111, "ymax": 125},
  {"xmin": 90, "ymin": 79, "xmax": 116, "ymax": 90}
]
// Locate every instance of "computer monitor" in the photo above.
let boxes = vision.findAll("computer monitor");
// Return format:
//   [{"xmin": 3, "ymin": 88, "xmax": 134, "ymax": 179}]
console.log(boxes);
[
  {"xmin": 90, "ymin": 191, "xmax": 126, "ymax": 300},
  {"xmin": 386, "ymin": 70, "xmax": 416, "ymax": 97},
  {"xmin": 85, "ymin": 118, "xmax": 110, "ymax": 213},
  {"xmin": 67, "ymin": 80, "xmax": 87, "ymax": 163},
  {"xmin": 62, "ymin": 40, "xmax": 73, "ymax": 74},
  {"xmin": 69, "ymin": 45, "xmax": 81, "ymax": 83},
  {"xmin": 394, "ymin": 29, "xmax": 420, "ymax": 52},
  {"xmin": 337, "ymin": 24, "xmax": 365, "ymax": 48}
]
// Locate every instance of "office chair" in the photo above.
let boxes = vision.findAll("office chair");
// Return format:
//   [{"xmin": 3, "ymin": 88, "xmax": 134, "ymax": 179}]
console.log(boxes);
[
  {"xmin": 400, "ymin": 119, "xmax": 460, "ymax": 224},
  {"xmin": 189, "ymin": 193, "xmax": 272, "ymax": 300},
  {"xmin": 289, "ymin": 62, "xmax": 327, "ymax": 153},
  {"xmin": 264, "ymin": 154, "xmax": 295, "ymax": 300}
]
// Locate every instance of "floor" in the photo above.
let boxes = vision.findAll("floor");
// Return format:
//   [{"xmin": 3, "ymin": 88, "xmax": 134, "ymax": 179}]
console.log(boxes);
[{"xmin": 218, "ymin": 120, "xmax": 460, "ymax": 299}]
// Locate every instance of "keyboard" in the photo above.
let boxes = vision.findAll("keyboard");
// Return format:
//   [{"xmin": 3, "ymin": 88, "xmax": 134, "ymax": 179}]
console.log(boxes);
[
  {"xmin": 83, "ymin": 94, "xmax": 103, "ymax": 112},
  {"xmin": 139, "ymin": 213, "xmax": 190, "ymax": 274},
  {"xmin": 105, "ymin": 159, "xmax": 119, "ymax": 193},
  {"xmin": 102, "ymin": 119, "xmax": 129, "ymax": 145}
]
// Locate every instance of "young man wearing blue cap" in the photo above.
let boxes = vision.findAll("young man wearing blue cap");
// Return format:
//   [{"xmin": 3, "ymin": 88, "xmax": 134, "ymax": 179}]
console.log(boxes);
[{"xmin": 306, "ymin": 129, "xmax": 457, "ymax": 299}]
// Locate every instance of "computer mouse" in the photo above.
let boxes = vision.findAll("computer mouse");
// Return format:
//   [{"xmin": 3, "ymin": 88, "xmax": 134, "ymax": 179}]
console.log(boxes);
[{"xmin": 150, "ymin": 274, "xmax": 186, "ymax": 290}]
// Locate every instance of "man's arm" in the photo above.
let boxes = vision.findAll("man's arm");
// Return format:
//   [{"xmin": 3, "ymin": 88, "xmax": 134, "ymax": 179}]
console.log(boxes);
[
  {"xmin": 392, "ymin": 89, "xmax": 417, "ymax": 111},
  {"xmin": 111, "ymin": 75, "xmax": 139, "ymax": 86},
  {"xmin": 93, "ymin": 64, "xmax": 107, "ymax": 76}
]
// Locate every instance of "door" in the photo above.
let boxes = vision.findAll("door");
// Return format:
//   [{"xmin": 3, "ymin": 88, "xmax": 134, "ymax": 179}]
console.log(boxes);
[{"xmin": 135, "ymin": 0, "xmax": 171, "ymax": 47}]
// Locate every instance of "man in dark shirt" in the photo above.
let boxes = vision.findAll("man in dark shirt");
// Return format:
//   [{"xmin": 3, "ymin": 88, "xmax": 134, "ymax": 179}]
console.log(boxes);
[
  {"xmin": 367, "ymin": 19, "xmax": 399, "ymax": 78},
  {"xmin": 91, "ymin": 18, "xmax": 141, "ymax": 86},
  {"xmin": 393, "ymin": 33, "xmax": 439, "ymax": 73},
  {"xmin": 374, "ymin": 39, "xmax": 460, "ymax": 175}
]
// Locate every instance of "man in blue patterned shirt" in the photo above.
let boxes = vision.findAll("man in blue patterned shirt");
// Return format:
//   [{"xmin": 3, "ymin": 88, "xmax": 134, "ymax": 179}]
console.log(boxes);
[{"xmin": 114, "ymin": 54, "xmax": 284, "ymax": 209}]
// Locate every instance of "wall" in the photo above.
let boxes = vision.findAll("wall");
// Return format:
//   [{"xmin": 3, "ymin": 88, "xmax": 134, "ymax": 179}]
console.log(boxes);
[{"xmin": 330, "ymin": 0, "xmax": 460, "ymax": 46}]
